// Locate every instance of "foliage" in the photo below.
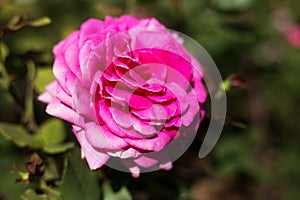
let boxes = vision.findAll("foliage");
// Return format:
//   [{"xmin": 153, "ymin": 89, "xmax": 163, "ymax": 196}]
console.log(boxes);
[{"xmin": 0, "ymin": 0, "xmax": 300, "ymax": 199}]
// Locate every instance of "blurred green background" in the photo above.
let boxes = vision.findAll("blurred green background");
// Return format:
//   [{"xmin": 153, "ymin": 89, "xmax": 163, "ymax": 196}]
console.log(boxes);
[{"xmin": 0, "ymin": 0, "xmax": 300, "ymax": 199}]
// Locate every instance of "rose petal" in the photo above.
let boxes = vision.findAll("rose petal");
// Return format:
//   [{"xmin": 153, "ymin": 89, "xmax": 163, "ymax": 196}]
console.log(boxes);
[
  {"xmin": 131, "ymin": 101, "xmax": 177, "ymax": 122},
  {"xmin": 146, "ymin": 88, "xmax": 175, "ymax": 103},
  {"xmin": 192, "ymin": 67, "xmax": 207, "ymax": 103},
  {"xmin": 107, "ymin": 147, "xmax": 141, "ymax": 159},
  {"xmin": 132, "ymin": 119, "xmax": 157, "ymax": 137},
  {"xmin": 134, "ymin": 156, "xmax": 158, "ymax": 168},
  {"xmin": 105, "ymin": 85, "xmax": 132, "ymax": 101},
  {"xmin": 124, "ymin": 131, "xmax": 171, "ymax": 151},
  {"xmin": 110, "ymin": 106, "xmax": 133, "ymax": 128},
  {"xmin": 85, "ymin": 122, "xmax": 129, "ymax": 150},
  {"xmin": 64, "ymin": 39, "xmax": 80, "ymax": 77},
  {"xmin": 98, "ymin": 100, "xmax": 145, "ymax": 139},
  {"xmin": 128, "ymin": 94, "xmax": 153, "ymax": 110},
  {"xmin": 56, "ymin": 83, "xmax": 72, "ymax": 107},
  {"xmin": 129, "ymin": 166, "xmax": 140, "ymax": 178},
  {"xmin": 166, "ymin": 82, "xmax": 189, "ymax": 114},
  {"xmin": 38, "ymin": 92, "xmax": 53, "ymax": 104},
  {"xmin": 80, "ymin": 44, "xmax": 106, "ymax": 87},
  {"xmin": 149, "ymin": 104, "xmax": 168, "ymax": 120},
  {"xmin": 159, "ymin": 161, "xmax": 173, "ymax": 170},
  {"xmin": 78, "ymin": 18, "xmax": 104, "ymax": 47},
  {"xmin": 38, "ymin": 81, "xmax": 57, "ymax": 103},
  {"xmin": 181, "ymin": 90, "xmax": 200, "ymax": 126},
  {"xmin": 46, "ymin": 99, "xmax": 77, "ymax": 124},
  {"xmin": 73, "ymin": 126, "xmax": 109, "ymax": 170},
  {"xmin": 72, "ymin": 81, "xmax": 97, "ymax": 122}
]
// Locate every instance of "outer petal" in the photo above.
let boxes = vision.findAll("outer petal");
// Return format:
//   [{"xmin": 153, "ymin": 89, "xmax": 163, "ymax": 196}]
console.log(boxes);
[
  {"xmin": 38, "ymin": 81, "xmax": 57, "ymax": 103},
  {"xmin": 73, "ymin": 126, "xmax": 110, "ymax": 170},
  {"xmin": 78, "ymin": 18, "xmax": 105, "ymax": 47},
  {"xmin": 133, "ymin": 156, "xmax": 158, "ymax": 168},
  {"xmin": 45, "ymin": 99, "xmax": 77, "ymax": 124},
  {"xmin": 85, "ymin": 122, "xmax": 129, "ymax": 150},
  {"xmin": 53, "ymin": 31, "xmax": 79, "ymax": 94}
]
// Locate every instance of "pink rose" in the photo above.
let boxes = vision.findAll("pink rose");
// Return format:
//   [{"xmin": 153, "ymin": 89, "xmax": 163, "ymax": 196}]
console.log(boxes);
[{"xmin": 39, "ymin": 15, "xmax": 206, "ymax": 177}]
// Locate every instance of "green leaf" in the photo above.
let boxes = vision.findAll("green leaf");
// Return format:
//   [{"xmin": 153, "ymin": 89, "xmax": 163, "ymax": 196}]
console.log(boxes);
[
  {"xmin": 28, "ymin": 17, "xmax": 52, "ymax": 27},
  {"xmin": 0, "ymin": 42, "xmax": 9, "ymax": 61},
  {"xmin": 0, "ymin": 42, "xmax": 10, "ymax": 90},
  {"xmin": 42, "ymin": 142, "xmax": 75, "ymax": 154},
  {"xmin": 6, "ymin": 16, "xmax": 22, "ymax": 31},
  {"xmin": 35, "ymin": 119, "xmax": 66, "ymax": 146},
  {"xmin": 103, "ymin": 182, "xmax": 132, "ymax": 200},
  {"xmin": 61, "ymin": 147, "xmax": 100, "ymax": 200},
  {"xmin": 34, "ymin": 67, "xmax": 54, "ymax": 93},
  {"xmin": 18, "ymin": 172, "xmax": 29, "ymax": 180},
  {"xmin": 211, "ymin": 0, "xmax": 255, "ymax": 11},
  {"xmin": 0, "ymin": 137, "xmax": 25, "ymax": 199},
  {"xmin": 21, "ymin": 189, "xmax": 48, "ymax": 200},
  {"xmin": 43, "ymin": 158, "xmax": 59, "ymax": 181},
  {"xmin": 0, "ymin": 123, "xmax": 39, "ymax": 148}
]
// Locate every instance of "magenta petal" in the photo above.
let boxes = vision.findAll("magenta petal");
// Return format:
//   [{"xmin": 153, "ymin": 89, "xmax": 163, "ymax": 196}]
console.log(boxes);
[
  {"xmin": 98, "ymin": 100, "xmax": 144, "ymax": 139},
  {"xmin": 166, "ymin": 54, "xmax": 192, "ymax": 85},
  {"xmin": 165, "ymin": 116, "xmax": 181, "ymax": 128},
  {"xmin": 134, "ymin": 156, "xmax": 158, "ymax": 168},
  {"xmin": 121, "ymin": 160, "xmax": 140, "ymax": 178},
  {"xmin": 38, "ymin": 81, "xmax": 57, "ymax": 103},
  {"xmin": 116, "ymin": 15, "xmax": 140, "ymax": 30},
  {"xmin": 136, "ymin": 18, "xmax": 165, "ymax": 29},
  {"xmin": 108, "ymin": 147, "xmax": 141, "ymax": 159},
  {"xmin": 163, "ymin": 128, "xmax": 179, "ymax": 138},
  {"xmin": 64, "ymin": 38, "xmax": 80, "ymax": 77},
  {"xmin": 80, "ymin": 42, "xmax": 107, "ymax": 87},
  {"xmin": 56, "ymin": 83, "xmax": 72, "ymax": 107},
  {"xmin": 85, "ymin": 122, "xmax": 128, "ymax": 150},
  {"xmin": 166, "ymin": 82, "xmax": 189, "ymax": 113},
  {"xmin": 149, "ymin": 104, "xmax": 168, "ymax": 120},
  {"xmin": 181, "ymin": 90, "xmax": 200, "ymax": 126},
  {"xmin": 129, "ymin": 94, "xmax": 152, "ymax": 110},
  {"xmin": 132, "ymin": 119, "xmax": 157, "ymax": 137},
  {"xmin": 38, "ymin": 92, "xmax": 53, "ymax": 104},
  {"xmin": 132, "ymin": 101, "xmax": 177, "ymax": 122},
  {"xmin": 141, "ymin": 83, "xmax": 164, "ymax": 93},
  {"xmin": 45, "ymin": 81, "xmax": 57, "ymax": 96},
  {"xmin": 131, "ymin": 30, "xmax": 174, "ymax": 51},
  {"xmin": 146, "ymin": 88, "xmax": 175, "ymax": 103},
  {"xmin": 52, "ymin": 56, "xmax": 75, "ymax": 95},
  {"xmin": 78, "ymin": 18, "xmax": 104, "ymax": 46},
  {"xmin": 192, "ymin": 67, "xmax": 207, "ymax": 103},
  {"xmin": 53, "ymin": 32, "xmax": 79, "ymax": 94},
  {"xmin": 110, "ymin": 106, "xmax": 133, "ymax": 128},
  {"xmin": 130, "ymin": 167, "xmax": 140, "ymax": 178},
  {"xmin": 159, "ymin": 101, "xmax": 178, "ymax": 119},
  {"xmin": 46, "ymin": 99, "xmax": 76, "ymax": 124},
  {"xmin": 105, "ymin": 85, "xmax": 132, "ymax": 101},
  {"xmin": 73, "ymin": 126, "xmax": 109, "ymax": 170},
  {"xmin": 124, "ymin": 132, "xmax": 171, "ymax": 151},
  {"xmin": 131, "ymin": 109, "xmax": 150, "ymax": 121},
  {"xmin": 113, "ymin": 57, "xmax": 130, "ymax": 69},
  {"xmin": 72, "ymin": 81, "xmax": 97, "ymax": 122},
  {"xmin": 159, "ymin": 161, "xmax": 173, "ymax": 170}
]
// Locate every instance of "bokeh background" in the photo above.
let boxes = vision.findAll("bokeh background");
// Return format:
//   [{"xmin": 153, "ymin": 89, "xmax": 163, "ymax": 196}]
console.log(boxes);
[{"xmin": 0, "ymin": 0, "xmax": 300, "ymax": 199}]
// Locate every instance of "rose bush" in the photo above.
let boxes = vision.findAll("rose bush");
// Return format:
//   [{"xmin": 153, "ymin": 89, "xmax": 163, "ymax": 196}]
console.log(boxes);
[{"xmin": 39, "ymin": 15, "xmax": 206, "ymax": 177}]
